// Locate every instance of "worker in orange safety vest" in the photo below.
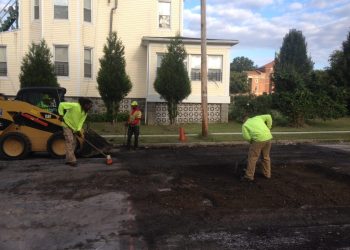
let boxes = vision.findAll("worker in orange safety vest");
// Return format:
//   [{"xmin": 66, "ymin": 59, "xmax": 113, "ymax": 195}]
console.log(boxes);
[{"xmin": 126, "ymin": 101, "xmax": 142, "ymax": 150}]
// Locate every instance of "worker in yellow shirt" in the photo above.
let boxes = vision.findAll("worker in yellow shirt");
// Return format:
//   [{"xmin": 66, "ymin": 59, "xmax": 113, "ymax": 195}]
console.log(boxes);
[
  {"xmin": 58, "ymin": 97, "xmax": 93, "ymax": 167},
  {"xmin": 241, "ymin": 114, "xmax": 273, "ymax": 182}
]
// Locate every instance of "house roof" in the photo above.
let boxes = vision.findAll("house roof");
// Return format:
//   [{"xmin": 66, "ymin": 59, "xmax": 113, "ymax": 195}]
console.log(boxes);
[
  {"xmin": 142, "ymin": 36, "xmax": 239, "ymax": 47},
  {"xmin": 257, "ymin": 60, "xmax": 275, "ymax": 72},
  {"xmin": 246, "ymin": 60, "xmax": 275, "ymax": 75}
]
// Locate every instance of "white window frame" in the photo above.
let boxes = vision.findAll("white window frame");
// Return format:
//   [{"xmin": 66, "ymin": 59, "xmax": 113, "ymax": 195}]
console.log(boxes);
[
  {"xmin": 84, "ymin": 47, "xmax": 92, "ymax": 78},
  {"xmin": 208, "ymin": 55, "xmax": 223, "ymax": 82},
  {"xmin": 189, "ymin": 54, "xmax": 223, "ymax": 82},
  {"xmin": 190, "ymin": 55, "xmax": 201, "ymax": 81},
  {"xmin": 34, "ymin": 0, "xmax": 40, "ymax": 20},
  {"xmin": 0, "ymin": 46, "xmax": 7, "ymax": 77},
  {"xmin": 84, "ymin": 0, "xmax": 92, "ymax": 23},
  {"xmin": 54, "ymin": 45, "xmax": 69, "ymax": 77},
  {"xmin": 54, "ymin": 0, "xmax": 69, "ymax": 20},
  {"xmin": 158, "ymin": 0, "xmax": 171, "ymax": 29}
]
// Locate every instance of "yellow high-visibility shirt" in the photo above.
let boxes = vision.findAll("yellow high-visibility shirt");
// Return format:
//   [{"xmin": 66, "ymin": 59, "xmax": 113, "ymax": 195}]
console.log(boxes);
[
  {"xmin": 58, "ymin": 102, "xmax": 87, "ymax": 132},
  {"xmin": 242, "ymin": 114, "xmax": 273, "ymax": 142}
]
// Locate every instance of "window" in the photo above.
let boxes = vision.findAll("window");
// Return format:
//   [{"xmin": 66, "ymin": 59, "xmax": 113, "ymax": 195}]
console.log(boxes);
[
  {"xmin": 0, "ymin": 47, "xmax": 7, "ymax": 76},
  {"xmin": 54, "ymin": 45, "xmax": 69, "ymax": 76},
  {"xmin": 157, "ymin": 53, "xmax": 188, "ymax": 73},
  {"xmin": 84, "ymin": 0, "xmax": 91, "ymax": 22},
  {"xmin": 54, "ymin": 0, "xmax": 68, "ymax": 19},
  {"xmin": 190, "ymin": 55, "xmax": 223, "ymax": 81},
  {"xmin": 208, "ymin": 55, "xmax": 222, "ymax": 82},
  {"xmin": 190, "ymin": 55, "xmax": 201, "ymax": 81},
  {"xmin": 34, "ymin": 0, "xmax": 40, "ymax": 19},
  {"xmin": 157, "ymin": 53, "xmax": 165, "ymax": 69},
  {"xmin": 159, "ymin": 1, "xmax": 170, "ymax": 28},
  {"xmin": 84, "ymin": 48, "xmax": 92, "ymax": 78}
]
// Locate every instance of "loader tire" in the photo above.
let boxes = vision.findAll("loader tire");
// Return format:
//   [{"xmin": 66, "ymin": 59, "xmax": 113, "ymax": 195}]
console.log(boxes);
[
  {"xmin": 47, "ymin": 132, "xmax": 81, "ymax": 158},
  {"xmin": 47, "ymin": 132, "xmax": 66, "ymax": 158},
  {"xmin": 0, "ymin": 132, "xmax": 31, "ymax": 160}
]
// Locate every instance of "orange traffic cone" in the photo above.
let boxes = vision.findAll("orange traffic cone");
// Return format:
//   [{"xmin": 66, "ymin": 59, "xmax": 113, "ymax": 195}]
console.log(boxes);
[
  {"xmin": 106, "ymin": 155, "xmax": 113, "ymax": 165},
  {"xmin": 179, "ymin": 127, "xmax": 187, "ymax": 142}
]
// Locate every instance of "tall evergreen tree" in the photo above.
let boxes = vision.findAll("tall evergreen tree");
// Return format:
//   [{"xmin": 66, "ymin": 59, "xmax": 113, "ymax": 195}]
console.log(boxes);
[
  {"xmin": 19, "ymin": 40, "xmax": 58, "ymax": 88},
  {"xmin": 272, "ymin": 29, "xmax": 314, "ymax": 126},
  {"xmin": 97, "ymin": 32, "xmax": 132, "ymax": 122},
  {"xmin": 274, "ymin": 29, "xmax": 313, "ymax": 93},
  {"xmin": 154, "ymin": 36, "xmax": 191, "ymax": 124}
]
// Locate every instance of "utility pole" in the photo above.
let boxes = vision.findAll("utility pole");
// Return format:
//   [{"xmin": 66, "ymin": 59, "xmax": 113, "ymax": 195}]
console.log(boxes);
[{"xmin": 201, "ymin": 0, "xmax": 208, "ymax": 137}]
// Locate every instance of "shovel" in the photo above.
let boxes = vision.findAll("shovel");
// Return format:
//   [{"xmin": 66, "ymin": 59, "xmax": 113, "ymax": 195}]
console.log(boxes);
[{"xmin": 77, "ymin": 134, "xmax": 113, "ymax": 165}]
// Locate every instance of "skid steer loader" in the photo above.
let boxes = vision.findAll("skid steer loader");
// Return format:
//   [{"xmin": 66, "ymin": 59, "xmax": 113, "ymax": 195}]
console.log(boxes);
[{"xmin": 0, "ymin": 87, "xmax": 111, "ymax": 160}]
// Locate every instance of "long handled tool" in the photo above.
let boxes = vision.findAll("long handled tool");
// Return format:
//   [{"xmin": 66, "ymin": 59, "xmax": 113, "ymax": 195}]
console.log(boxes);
[
  {"xmin": 78, "ymin": 135, "xmax": 113, "ymax": 165},
  {"xmin": 123, "ymin": 124, "xmax": 128, "ymax": 147}
]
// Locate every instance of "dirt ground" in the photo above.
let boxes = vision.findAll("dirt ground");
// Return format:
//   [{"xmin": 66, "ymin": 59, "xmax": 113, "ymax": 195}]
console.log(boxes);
[{"xmin": 1, "ymin": 143, "xmax": 350, "ymax": 249}]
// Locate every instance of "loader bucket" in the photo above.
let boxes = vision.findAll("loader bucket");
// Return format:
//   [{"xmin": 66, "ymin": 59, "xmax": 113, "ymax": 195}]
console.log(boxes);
[{"xmin": 79, "ymin": 128, "xmax": 113, "ymax": 157}]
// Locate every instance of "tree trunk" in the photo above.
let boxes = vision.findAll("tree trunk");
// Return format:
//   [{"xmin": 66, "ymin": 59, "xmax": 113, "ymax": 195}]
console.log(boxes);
[{"xmin": 168, "ymin": 101, "xmax": 178, "ymax": 125}]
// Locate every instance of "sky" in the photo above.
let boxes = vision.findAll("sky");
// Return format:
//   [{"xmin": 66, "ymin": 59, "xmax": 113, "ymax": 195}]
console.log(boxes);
[
  {"xmin": 0, "ymin": 0, "xmax": 348, "ymax": 69},
  {"xmin": 183, "ymin": 0, "xmax": 350, "ymax": 69}
]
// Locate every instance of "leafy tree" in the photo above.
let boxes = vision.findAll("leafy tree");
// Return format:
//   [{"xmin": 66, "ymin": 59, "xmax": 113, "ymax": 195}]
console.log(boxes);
[
  {"xmin": 309, "ymin": 70, "xmax": 347, "ymax": 120},
  {"xmin": 97, "ymin": 32, "xmax": 132, "ymax": 122},
  {"xmin": 154, "ymin": 36, "xmax": 191, "ymax": 124},
  {"xmin": 272, "ymin": 29, "xmax": 314, "ymax": 126},
  {"xmin": 230, "ymin": 56, "xmax": 256, "ymax": 72},
  {"xmin": 19, "ymin": 40, "xmax": 58, "ymax": 88},
  {"xmin": 229, "ymin": 71, "xmax": 250, "ymax": 94},
  {"xmin": 273, "ymin": 29, "xmax": 347, "ymax": 126},
  {"xmin": 328, "ymin": 31, "xmax": 350, "ymax": 112}
]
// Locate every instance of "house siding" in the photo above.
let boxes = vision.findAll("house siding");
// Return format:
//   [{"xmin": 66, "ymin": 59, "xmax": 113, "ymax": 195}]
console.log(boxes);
[{"xmin": 0, "ymin": 0, "xmax": 237, "ymax": 124}]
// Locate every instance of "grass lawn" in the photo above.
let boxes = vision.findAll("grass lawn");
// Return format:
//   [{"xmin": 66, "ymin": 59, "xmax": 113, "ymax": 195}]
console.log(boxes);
[{"xmin": 87, "ymin": 117, "xmax": 350, "ymax": 145}]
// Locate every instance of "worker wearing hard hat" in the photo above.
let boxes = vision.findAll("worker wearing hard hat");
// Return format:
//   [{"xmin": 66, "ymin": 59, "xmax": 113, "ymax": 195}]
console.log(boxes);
[
  {"xmin": 126, "ymin": 101, "xmax": 142, "ymax": 150},
  {"xmin": 241, "ymin": 114, "xmax": 273, "ymax": 182}
]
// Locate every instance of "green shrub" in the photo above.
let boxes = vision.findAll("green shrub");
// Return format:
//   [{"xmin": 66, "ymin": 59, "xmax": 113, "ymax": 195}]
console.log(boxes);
[
  {"xmin": 87, "ymin": 112, "xmax": 129, "ymax": 122},
  {"xmin": 229, "ymin": 94, "xmax": 272, "ymax": 122},
  {"xmin": 116, "ymin": 112, "xmax": 129, "ymax": 122},
  {"xmin": 270, "ymin": 110, "xmax": 289, "ymax": 126}
]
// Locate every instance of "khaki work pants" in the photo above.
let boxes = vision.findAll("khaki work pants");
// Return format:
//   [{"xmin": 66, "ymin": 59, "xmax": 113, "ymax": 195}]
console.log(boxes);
[
  {"xmin": 63, "ymin": 127, "xmax": 77, "ymax": 163},
  {"xmin": 244, "ymin": 140, "xmax": 272, "ymax": 180}
]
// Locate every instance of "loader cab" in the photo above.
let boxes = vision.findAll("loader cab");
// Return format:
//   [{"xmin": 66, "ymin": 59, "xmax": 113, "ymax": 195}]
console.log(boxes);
[{"xmin": 15, "ymin": 87, "xmax": 66, "ymax": 114}]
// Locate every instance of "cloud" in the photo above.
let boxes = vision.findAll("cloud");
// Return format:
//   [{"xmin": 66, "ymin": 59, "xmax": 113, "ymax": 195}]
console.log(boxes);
[
  {"xmin": 289, "ymin": 2, "xmax": 303, "ymax": 10},
  {"xmin": 206, "ymin": 0, "xmax": 275, "ymax": 9},
  {"xmin": 184, "ymin": 0, "xmax": 350, "ymax": 69}
]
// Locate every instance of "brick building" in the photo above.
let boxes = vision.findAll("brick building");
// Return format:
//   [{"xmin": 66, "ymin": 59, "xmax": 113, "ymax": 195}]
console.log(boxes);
[{"xmin": 246, "ymin": 61, "xmax": 274, "ymax": 96}]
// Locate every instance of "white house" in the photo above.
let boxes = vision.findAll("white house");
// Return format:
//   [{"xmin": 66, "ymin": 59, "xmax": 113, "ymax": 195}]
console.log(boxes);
[{"xmin": 0, "ymin": 0, "xmax": 238, "ymax": 124}]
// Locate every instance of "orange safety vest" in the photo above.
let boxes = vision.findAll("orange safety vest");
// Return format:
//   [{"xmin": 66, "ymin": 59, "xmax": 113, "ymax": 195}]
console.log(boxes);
[{"xmin": 128, "ymin": 108, "xmax": 142, "ymax": 126}]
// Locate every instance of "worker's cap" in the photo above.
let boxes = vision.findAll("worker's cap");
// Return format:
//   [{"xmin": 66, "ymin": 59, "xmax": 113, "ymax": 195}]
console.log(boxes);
[
  {"xmin": 42, "ymin": 94, "xmax": 51, "ymax": 100},
  {"xmin": 131, "ymin": 101, "xmax": 138, "ymax": 106}
]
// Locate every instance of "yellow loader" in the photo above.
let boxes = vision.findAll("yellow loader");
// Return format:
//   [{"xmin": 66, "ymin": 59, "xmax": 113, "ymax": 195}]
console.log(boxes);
[{"xmin": 0, "ymin": 87, "xmax": 111, "ymax": 160}]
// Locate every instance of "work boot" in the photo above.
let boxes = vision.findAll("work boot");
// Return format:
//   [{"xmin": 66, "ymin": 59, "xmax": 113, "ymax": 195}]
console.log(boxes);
[
  {"xmin": 65, "ymin": 162, "xmax": 78, "ymax": 167},
  {"xmin": 240, "ymin": 176, "xmax": 254, "ymax": 183}
]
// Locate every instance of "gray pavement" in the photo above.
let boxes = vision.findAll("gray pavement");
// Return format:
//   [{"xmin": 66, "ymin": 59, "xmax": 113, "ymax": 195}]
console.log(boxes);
[{"xmin": 0, "ymin": 158, "xmax": 146, "ymax": 250}]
